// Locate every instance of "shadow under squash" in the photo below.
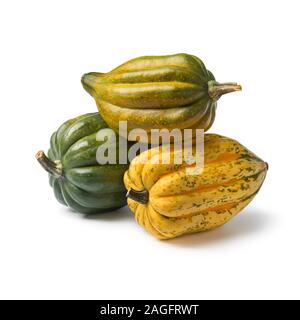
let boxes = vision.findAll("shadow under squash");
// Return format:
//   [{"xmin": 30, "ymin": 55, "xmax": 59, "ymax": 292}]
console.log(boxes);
[
  {"xmin": 167, "ymin": 208, "xmax": 274, "ymax": 248},
  {"xmin": 82, "ymin": 206, "xmax": 133, "ymax": 222}
]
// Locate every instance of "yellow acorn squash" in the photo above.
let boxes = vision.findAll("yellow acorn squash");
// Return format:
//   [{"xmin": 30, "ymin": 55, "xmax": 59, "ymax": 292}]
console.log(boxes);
[{"xmin": 124, "ymin": 134, "xmax": 268, "ymax": 239}]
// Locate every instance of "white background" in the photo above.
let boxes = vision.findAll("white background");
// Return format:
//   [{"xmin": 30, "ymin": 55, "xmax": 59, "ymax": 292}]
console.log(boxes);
[{"xmin": 0, "ymin": 0, "xmax": 299, "ymax": 300}]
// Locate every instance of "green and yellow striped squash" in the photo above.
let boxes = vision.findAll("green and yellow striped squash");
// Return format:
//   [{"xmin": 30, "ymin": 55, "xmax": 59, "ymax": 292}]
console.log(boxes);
[
  {"xmin": 81, "ymin": 53, "xmax": 241, "ymax": 142},
  {"xmin": 124, "ymin": 134, "xmax": 268, "ymax": 240}
]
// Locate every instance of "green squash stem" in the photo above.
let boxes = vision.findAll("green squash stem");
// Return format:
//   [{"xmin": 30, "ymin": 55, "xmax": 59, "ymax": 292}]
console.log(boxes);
[
  {"xmin": 126, "ymin": 188, "xmax": 149, "ymax": 205},
  {"xmin": 208, "ymin": 80, "xmax": 242, "ymax": 101},
  {"xmin": 36, "ymin": 150, "xmax": 63, "ymax": 178}
]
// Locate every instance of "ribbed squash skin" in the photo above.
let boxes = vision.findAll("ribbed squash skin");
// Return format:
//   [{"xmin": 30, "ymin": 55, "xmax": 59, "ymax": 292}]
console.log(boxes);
[
  {"xmin": 39, "ymin": 113, "xmax": 129, "ymax": 214},
  {"xmin": 124, "ymin": 134, "xmax": 268, "ymax": 239},
  {"xmin": 81, "ymin": 53, "xmax": 241, "ymax": 142}
]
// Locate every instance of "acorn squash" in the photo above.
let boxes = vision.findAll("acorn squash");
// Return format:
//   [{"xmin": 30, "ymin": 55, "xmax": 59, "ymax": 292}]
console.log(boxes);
[
  {"xmin": 124, "ymin": 134, "xmax": 268, "ymax": 239},
  {"xmin": 36, "ymin": 113, "xmax": 129, "ymax": 214},
  {"xmin": 81, "ymin": 53, "xmax": 241, "ymax": 142}
]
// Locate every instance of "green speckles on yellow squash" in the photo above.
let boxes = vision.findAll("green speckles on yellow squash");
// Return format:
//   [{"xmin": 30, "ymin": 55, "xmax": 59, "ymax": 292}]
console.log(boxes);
[{"xmin": 124, "ymin": 134, "xmax": 268, "ymax": 240}]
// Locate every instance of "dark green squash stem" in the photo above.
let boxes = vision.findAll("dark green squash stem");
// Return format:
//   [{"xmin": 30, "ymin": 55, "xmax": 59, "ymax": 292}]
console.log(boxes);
[
  {"xmin": 208, "ymin": 80, "xmax": 242, "ymax": 101},
  {"xmin": 36, "ymin": 150, "xmax": 63, "ymax": 178},
  {"xmin": 126, "ymin": 188, "xmax": 149, "ymax": 205}
]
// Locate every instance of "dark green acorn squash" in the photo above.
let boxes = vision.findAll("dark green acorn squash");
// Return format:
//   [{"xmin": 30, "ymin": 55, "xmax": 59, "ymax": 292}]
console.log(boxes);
[{"xmin": 36, "ymin": 113, "xmax": 129, "ymax": 214}]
